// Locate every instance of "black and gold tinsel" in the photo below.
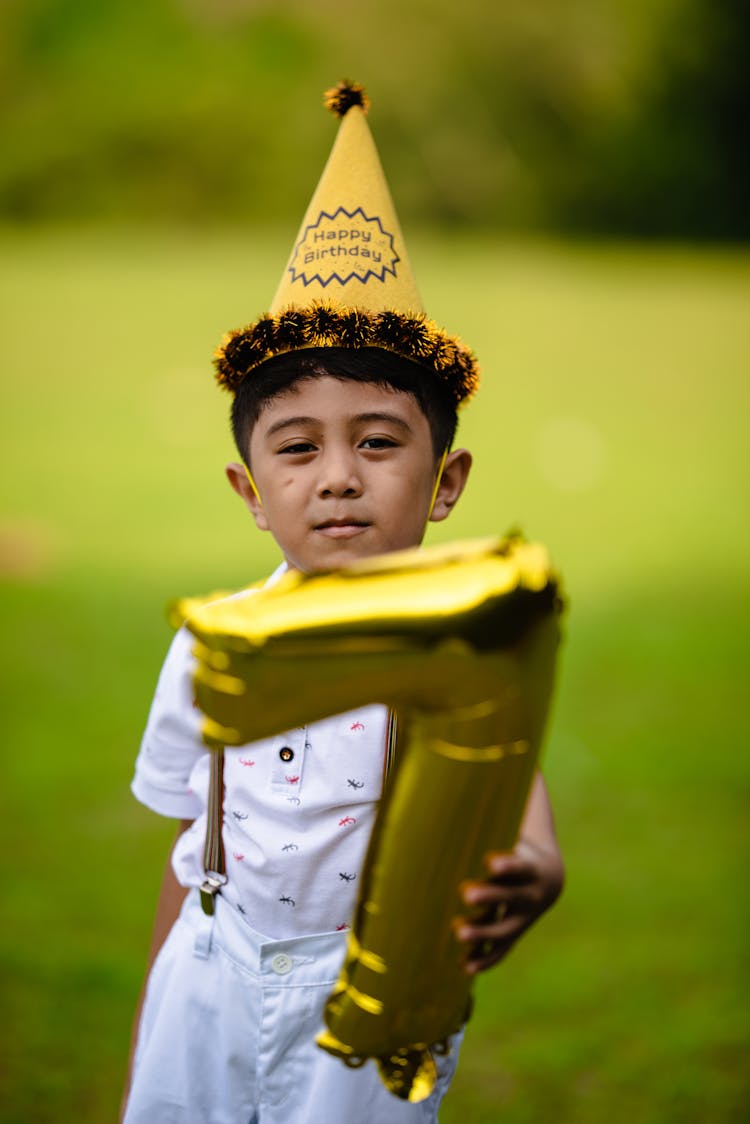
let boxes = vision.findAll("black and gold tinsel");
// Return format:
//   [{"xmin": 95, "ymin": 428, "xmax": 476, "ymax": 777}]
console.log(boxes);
[{"xmin": 214, "ymin": 303, "xmax": 479, "ymax": 407}]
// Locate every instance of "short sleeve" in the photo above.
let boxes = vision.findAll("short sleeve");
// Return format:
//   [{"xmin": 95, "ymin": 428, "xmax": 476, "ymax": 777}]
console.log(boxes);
[{"xmin": 131, "ymin": 626, "xmax": 206, "ymax": 820}]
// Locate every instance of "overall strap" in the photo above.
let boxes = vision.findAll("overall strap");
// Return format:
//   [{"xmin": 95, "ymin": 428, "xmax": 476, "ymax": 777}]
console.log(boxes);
[
  {"xmin": 383, "ymin": 709, "xmax": 399, "ymax": 787},
  {"xmin": 199, "ymin": 748, "xmax": 227, "ymax": 916}
]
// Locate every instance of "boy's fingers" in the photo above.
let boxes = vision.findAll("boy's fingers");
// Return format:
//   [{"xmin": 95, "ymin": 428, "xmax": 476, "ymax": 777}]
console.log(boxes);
[
  {"xmin": 463, "ymin": 935, "xmax": 516, "ymax": 974},
  {"xmin": 461, "ymin": 879, "xmax": 540, "ymax": 909},
  {"xmin": 454, "ymin": 906, "xmax": 525, "ymax": 946},
  {"xmin": 484, "ymin": 851, "xmax": 539, "ymax": 881}
]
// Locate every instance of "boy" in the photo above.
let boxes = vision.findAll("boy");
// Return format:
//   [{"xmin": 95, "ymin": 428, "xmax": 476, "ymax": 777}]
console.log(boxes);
[{"xmin": 122, "ymin": 84, "xmax": 564, "ymax": 1123}]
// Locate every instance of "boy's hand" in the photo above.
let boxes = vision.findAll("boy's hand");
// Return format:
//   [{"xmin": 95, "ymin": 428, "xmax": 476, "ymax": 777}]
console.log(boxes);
[{"xmin": 455, "ymin": 837, "xmax": 564, "ymax": 975}]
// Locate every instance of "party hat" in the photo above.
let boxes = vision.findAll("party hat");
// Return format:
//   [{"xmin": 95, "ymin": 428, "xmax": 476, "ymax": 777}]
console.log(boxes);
[{"xmin": 215, "ymin": 82, "xmax": 478, "ymax": 407}]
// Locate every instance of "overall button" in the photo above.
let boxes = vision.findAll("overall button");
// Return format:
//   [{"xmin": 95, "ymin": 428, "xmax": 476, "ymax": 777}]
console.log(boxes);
[
  {"xmin": 271, "ymin": 953, "xmax": 293, "ymax": 976},
  {"xmin": 279, "ymin": 747, "xmax": 294, "ymax": 763}
]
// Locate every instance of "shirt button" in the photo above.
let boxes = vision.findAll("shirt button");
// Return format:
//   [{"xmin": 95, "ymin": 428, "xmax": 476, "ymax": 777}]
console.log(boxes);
[
  {"xmin": 271, "ymin": 952, "xmax": 293, "ymax": 976},
  {"xmin": 279, "ymin": 746, "xmax": 294, "ymax": 763}
]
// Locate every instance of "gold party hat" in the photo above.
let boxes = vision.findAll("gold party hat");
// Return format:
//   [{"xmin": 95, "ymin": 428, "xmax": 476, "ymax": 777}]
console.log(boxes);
[{"xmin": 214, "ymin": 82, "xmax": 479, "ymax": 407}]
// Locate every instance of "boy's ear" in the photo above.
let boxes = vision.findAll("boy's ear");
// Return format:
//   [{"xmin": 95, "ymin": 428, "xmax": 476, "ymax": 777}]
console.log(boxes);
[
  {"xmin": 429, "ymin": 448, "xmax": 472, "ymax": 523},
  {"xmin": 225, "ymin": 462, "xmax": 269, "ymax": 532}
]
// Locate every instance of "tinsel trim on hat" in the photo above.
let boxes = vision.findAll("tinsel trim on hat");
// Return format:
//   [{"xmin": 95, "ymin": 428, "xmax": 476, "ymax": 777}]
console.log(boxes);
[{"xmin": 214, "ymin": 303, "xmax": 479, "ymax": 406}]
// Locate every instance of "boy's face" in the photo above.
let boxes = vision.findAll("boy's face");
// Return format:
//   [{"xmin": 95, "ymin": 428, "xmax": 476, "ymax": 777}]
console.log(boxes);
[{"xmin": 227, "ymin": 375, "xmax": 471, "ymax": 573}]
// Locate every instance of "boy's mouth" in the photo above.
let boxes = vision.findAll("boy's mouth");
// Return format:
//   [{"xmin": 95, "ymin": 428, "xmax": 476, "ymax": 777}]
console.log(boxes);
[{"xmin": 314, "ymin": 518, "xmax": 371, "ymax": 539}]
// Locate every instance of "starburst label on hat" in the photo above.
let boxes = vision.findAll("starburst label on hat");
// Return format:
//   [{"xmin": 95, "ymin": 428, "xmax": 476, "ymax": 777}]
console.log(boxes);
[{"xmin": 288, "ymin": 206, "xmax": 399, "ymax": 289}]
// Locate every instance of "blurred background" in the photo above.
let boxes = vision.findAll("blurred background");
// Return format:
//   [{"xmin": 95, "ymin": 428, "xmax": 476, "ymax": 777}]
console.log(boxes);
[{"xmin": 1, "ymin": 1, "xmax": 748, "ymax": 1121}]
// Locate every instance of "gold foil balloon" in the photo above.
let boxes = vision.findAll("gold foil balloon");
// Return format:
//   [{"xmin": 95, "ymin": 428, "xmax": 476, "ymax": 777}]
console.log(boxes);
[{"xmin": 181, "ymin": 535, "xmax": 563, "ymax": 1101}]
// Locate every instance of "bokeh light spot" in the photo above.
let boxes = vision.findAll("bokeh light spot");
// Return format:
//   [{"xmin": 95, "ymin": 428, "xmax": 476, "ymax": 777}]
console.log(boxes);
[{"xmin": 535, "ymin": 415, "xmax": 609, "ymax": 493}]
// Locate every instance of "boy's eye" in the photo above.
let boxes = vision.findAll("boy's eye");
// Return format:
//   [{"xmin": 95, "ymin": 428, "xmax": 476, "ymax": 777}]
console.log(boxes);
[
  {"xmin": 278, "ymin": 441, "xmax": 317, "ymax": 455},
  {"xmin": 360, "ymin": 436, "xmax": 398, "ymax": 450}
]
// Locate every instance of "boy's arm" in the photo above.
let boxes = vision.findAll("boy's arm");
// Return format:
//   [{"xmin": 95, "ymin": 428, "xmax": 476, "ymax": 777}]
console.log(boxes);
[
  {"xmin": 456, "ymin": 771, "xmax": 564, "ymax": 974},
  {"xmin": 119, "ymin": 819, "xmax": 193, "ymax": 1121}
]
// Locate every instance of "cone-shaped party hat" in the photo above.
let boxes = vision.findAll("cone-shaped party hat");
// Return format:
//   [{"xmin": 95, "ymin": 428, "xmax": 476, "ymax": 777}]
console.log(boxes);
[{"xmin": 214, "ymin": 82, "xmax": 479, "ymax": 407}]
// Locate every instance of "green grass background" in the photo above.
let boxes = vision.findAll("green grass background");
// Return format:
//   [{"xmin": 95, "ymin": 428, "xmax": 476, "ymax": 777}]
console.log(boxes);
[{"xmin": 1, "ymin": 228, "xmax": 748, "ymax": 1122}]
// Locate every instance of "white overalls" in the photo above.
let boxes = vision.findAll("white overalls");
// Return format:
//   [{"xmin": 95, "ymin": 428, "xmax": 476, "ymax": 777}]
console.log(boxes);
[{"xmin": 124, "ymin": 890, "xmax": 461, "ymax": 1124}]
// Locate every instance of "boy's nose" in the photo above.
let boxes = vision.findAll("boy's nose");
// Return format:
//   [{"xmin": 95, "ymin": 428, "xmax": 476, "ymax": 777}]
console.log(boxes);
[{"xmin": 316, "ymin": 449, "xmax": 364, "ymax": 498}]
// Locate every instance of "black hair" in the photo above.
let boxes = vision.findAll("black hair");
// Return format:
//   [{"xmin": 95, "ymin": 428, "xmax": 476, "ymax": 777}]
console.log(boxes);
[{"xmin": 230, "ymin": 347, "xmax": 458, "ymax": 465}]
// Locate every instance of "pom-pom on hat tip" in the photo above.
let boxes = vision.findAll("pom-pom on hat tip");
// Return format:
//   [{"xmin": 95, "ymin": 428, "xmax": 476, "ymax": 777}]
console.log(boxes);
[{"xmin": 324, "ymin": 80, "xmax": 370, "ymax": 118}]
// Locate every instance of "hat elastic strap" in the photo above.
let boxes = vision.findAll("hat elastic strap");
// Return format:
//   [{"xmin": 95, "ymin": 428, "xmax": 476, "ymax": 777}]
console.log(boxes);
[
  {"xmin": 426, "ymin": 446, "xmax": 449, "ymax": 525},
  {"xmin": 244, "ymin": 463, "xmax": 262, "ymax": 504}
]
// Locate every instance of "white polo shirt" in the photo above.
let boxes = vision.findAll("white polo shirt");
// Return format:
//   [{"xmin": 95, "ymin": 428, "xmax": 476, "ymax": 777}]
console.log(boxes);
[{"xmin": 131, "ymin": 568, "xmax": 389, "ymax": 940}]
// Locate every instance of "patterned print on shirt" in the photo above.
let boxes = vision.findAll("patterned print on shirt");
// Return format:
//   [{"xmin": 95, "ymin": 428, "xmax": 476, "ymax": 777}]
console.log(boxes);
[
  {"xmin": 350, "ymin": 721, "xmax": 365, "ymax": 732},
  {"xmin": 232, "ymin": 810, "xmax": 248, "ymax": 821},
  {"xmin": 233, "ymin": 852, "xmax": 245, "ymax": 861},
  {"xmin": 279, "ymin": 895, "xmax": 296, "ymax": 907},
  {"xmin": 285, "ymin": 775, "xmax": 300, "ymax": 784},
  {"xmin": 339, "ymin": 872, "xmax": 356, "ymax": 882},
  {"xmin": 338, "ymin": 815, "xmax": 356, "ymax": 827},
  {"xmin": 336, "ymin": 922, "xmax": 350, "ymax": 931},
  {"xmin": 282, "ymin": 843, "xmax": 299, "ymax": 852},
  {"xmin": 238, "ymin": 758, "xmax": 256, "ymax": 767},
  {"xmin": 347, "ymin": 778, "xmax": 364, "ymax": 790}
]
